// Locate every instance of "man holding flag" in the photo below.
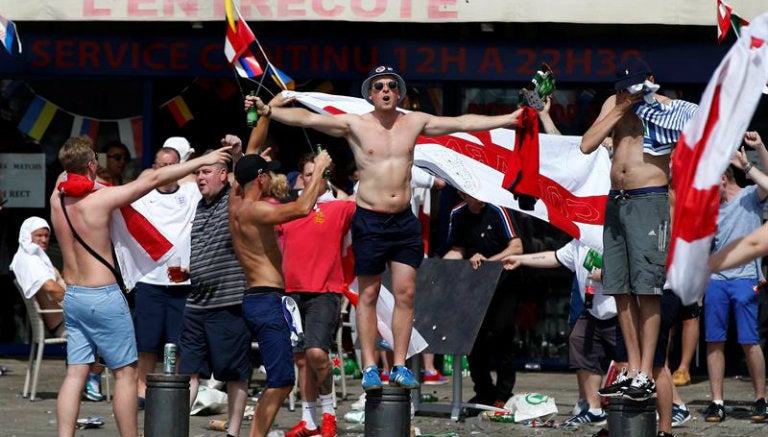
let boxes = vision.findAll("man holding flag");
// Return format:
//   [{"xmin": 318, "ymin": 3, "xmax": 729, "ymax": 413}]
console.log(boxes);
[
  {"xmin": 50, "ymin": 137, "xmax": 232, "ymax": 437},
  {"xmin": 250, "ymin": 66, "xmax": 523, "ymax": 391}
]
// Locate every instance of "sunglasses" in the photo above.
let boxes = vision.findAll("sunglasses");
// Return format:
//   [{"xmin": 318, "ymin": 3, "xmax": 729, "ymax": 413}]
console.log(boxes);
[
  {"xmin": 373, "ymin": 81, "xmax": 398, "ymax": 91},
  {"xmin": 108, "ymin": 154, "xmax": 127, "ymax": 162}
]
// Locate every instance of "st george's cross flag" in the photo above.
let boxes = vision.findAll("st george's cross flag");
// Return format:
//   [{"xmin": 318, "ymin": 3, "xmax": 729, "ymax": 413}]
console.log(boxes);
[
  {"xmin": 665, "ymin": 12, "xmax": 768, "ymax": 305},
  {"xmin": 289, "ymin": 91, "xmax": 612, "ymax": 252}
]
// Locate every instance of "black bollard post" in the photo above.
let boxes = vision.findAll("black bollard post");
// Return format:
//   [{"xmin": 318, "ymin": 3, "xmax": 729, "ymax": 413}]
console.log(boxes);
[
  {"xmin": 144, "ymin": 373, "xmax": 191, "ymax": 437},
  {"xmin": 607, "ymin": 398, "xmax": 656, "ymax": 437},
  {"xmin": 365, "ymin": 386, "xmax": 411, "ymax": 437}
]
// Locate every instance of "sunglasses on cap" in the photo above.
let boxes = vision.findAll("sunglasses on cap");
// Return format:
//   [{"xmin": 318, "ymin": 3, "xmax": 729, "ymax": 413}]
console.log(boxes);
[
  {"xmin": 373, "ymin": 81, "xmax": 399, "ymax": 91},
  {"xmin": 108, "ymin": 154, "xmax": 127, "ymax": 162}
]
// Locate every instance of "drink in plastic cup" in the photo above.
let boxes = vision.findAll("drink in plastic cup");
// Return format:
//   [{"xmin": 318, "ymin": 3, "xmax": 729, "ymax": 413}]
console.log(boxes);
[{"xmin": 167, "ymin": 256, "xmax": 189, "ymax": 283}]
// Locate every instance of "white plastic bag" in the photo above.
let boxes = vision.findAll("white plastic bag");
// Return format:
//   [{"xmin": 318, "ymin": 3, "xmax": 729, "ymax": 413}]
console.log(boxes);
[
  {"xmin": 506, "ymin": 393, "xmax": 558, "ymax": 423},
  {"xmin": 190, "ymin": 385, "xmax": 228, "ymax": 416}
]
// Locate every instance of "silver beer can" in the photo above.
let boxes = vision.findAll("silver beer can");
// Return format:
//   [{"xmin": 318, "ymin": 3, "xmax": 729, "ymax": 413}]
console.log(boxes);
[{"xmin": 163, "ymin": 343, "xmax": 177, "ymax": 374}]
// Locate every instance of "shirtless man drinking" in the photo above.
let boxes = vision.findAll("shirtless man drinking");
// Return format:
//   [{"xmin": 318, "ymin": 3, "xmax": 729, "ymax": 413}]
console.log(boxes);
[
  {"xmin": 580, "ymin": 58, "xmax": 675, "ymax": 437},
  {"xmin": 50, "ymin": 136, "xmax": 231, "ymax": 437},
  {"xmin": 249, "ymin": 65, "xmax": 523, "ymax": 390},
  {"xmin": 229, "ymin": 147, "xmax": 332, "ymax": 437}
]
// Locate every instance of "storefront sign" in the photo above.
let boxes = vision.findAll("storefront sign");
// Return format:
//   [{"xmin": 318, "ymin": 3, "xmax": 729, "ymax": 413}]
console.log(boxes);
[
  {"xmin": 6, "ymin": 34, "xmax": 728, "ymax": 84},
  {"xmin": 0, "ymin": 154, "xmax": 46, "ymax": 208},
  {"xmin": 0, "ymin": 0, "xmax": 764, "ymax": 24}
]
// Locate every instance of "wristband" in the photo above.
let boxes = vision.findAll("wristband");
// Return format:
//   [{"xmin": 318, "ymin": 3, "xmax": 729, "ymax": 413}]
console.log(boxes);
[
  {"xmin": 264, "ymin": 105, "xmax": 272, "ymax": 117},
  {"xmin": 745, "ymin": 162, "xmax": 754, "ymax": 174}
]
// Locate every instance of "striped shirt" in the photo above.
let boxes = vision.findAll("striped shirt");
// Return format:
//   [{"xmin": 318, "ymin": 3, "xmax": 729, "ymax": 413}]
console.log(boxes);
[
  {"xmin": 188, "ymin": 184, "xmax": 245, "ymax": 309},
  {"xmin": 634, "ymin": 99, "xmax": 699, "ymax": 156}
]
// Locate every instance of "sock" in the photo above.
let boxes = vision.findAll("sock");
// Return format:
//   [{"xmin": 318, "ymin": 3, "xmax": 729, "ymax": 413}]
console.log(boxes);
[
  {"xmin": 589, "ymin": 408, "xmax": 604, "ymax": 415},
  {"xmin": 713, "ymin": 400, "xmax": 724, "ymax": 406},
  {"xmin": 676, "ymin": 403, "xmax": 687, "ymax": 411},
  {"xmin": 319, "ymin": 393, "xmax": 335, "ymax": 416},
  {"xmin": 302, "ymin": 401, "xmax": 317, "ymax": 429}
]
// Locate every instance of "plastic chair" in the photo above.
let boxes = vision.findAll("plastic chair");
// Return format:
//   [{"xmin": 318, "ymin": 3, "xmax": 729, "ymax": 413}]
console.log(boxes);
[
  {"xmin": 15, "ymin": 280, "xmax": 67, "ymax": 401},
  {"xmin": 14, "ymin": 280, "xmax": 111, "ymax": 402}
]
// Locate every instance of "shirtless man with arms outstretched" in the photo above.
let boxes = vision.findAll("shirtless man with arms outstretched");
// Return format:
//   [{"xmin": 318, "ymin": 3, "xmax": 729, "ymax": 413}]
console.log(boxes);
[
  {"xmin": 249, "ymin": 65, "xmax": 523, "ymax": 390},
  {"xmin": 228, "ymin": 118, "xmax": 332, "ymax": 437},
  {"xmin": 50, "ymin": 136, "xmax": 231, "ymax": 437}
]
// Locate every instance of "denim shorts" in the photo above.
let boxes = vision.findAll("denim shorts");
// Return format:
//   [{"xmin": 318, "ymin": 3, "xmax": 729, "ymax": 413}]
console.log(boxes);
[{"xmin": 63, "ymin": 284, "xmax": 137, "ymax": 369}]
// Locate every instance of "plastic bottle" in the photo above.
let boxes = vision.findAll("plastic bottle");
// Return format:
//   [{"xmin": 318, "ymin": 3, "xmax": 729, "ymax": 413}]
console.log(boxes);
[
  {"xmin": 584, "ymin": 278, "xmax": 596, "ymax": 310},
  {"xmin": 420, "ymin": 391, "xmax": 438, "ymax": 402},
  {"xmin": 315, "ymin": 144, "xmax": 331, "ymax": 179},
  {"xmin": 442, "ymin": 355, "xmax": 453, "ymax": 376},
  {"xmin": 246, "ymin": 90, "xmax": 258, "ymax": 127},
  {"xmin": 461, "ymin": 356, "xmax": 470, "ymax": 377},
  {"xmin": 208, "ymin": 419, "xmax": 228, "ymax": 431}
]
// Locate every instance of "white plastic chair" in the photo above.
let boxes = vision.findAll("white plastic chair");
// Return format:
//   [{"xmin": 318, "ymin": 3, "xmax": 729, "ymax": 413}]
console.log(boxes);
[
  {"xmin": 14, "ymin": 280, "xmax": 111, "ymax": 402},
  {"xmin": 15, "ymin": 280, "xmax": 67, "ymax": 401}
]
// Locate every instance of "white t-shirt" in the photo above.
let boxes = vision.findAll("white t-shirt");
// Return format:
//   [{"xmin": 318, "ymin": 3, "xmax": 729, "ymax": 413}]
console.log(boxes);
[
  {"xmin": 132, "ymin": 182, "xmax": 201, "ymax": 285},
  {"xmin": 555, "ymin": 239, "xmax": 616, "ymax": 320}
]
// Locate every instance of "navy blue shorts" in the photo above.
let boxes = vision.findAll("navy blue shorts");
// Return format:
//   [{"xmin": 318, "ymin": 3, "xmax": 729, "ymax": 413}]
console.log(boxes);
[
  {"xmin": 351, "ymin": 206, "xmax": 424, "ymax": 276},
  {"xmin": 134, "ymin": 282, "xmax": 190, "ymax": 354},
  {"xmin": 243, "ymin": 287, "xmax": 295, "ymax": 388},
  {"xmin": 178, "ymin": 305, "xmax": 252, "ymax": 382}
]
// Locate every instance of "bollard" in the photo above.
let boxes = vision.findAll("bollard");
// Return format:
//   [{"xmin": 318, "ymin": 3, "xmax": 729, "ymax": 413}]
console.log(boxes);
[
  {"xmin": 607, "ymin": 398, "xmax": 656, "ymax": 437},
  {"xmin": 364, "ymin": 386, "xmax": 411, "ymax": 437},
  {"xmin": 144, "ymin": 373, "xmax": 191, "ymax": 437}
]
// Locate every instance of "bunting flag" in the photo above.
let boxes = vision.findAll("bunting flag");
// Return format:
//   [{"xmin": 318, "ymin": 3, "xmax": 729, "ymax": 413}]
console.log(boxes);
[
  {"xmin": 266, "ymin": 64, "xmax": 295, "ymax": 90},
  {"xmin": 117, "ymin": 117, "xmax": 143, "ymax": 158},
  {"xmin": 18, "ymin": 96, "xmax": 57, "ymax": 141},
  {"xmin": 165, "ymin": 95, "xmax": 194, "ymax": 127},
  {"xmin": 224, "ymin": 0, "xmax": 263, "ymax": 78},
  {"xmin": 666, "ymin": 12, "xmax": 768, "ymax": 305},
  {"xmin": 291, "ymin": 91, "xmax": 611, "ymax": 251},
  {"xmin": 70, "ymin": 115, "xmax": 100, "ymax": 141},
  {"xmin": 717, "ymin": 0, "xmax": 750, "ymax": 44},
  {"xmin": 0, "ymin": 15, "xmax": 20, "ymax": 54}
]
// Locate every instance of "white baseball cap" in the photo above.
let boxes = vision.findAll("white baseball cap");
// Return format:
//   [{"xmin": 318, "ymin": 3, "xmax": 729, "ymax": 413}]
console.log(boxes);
[{"xmin": 162, "ymin": 137, "xmax": 195, "ymax": 162}]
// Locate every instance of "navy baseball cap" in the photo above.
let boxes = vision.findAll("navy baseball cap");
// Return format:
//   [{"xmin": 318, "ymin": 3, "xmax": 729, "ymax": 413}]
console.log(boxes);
[{"xmin": 614, "ymin": 58, "xmax": 653, "ymax": 90}]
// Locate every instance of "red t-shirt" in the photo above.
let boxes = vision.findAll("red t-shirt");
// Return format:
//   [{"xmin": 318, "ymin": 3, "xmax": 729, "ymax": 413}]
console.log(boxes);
[{"xmin": 277, "ymin": 200, "xmax": 356, "ymax": 293}]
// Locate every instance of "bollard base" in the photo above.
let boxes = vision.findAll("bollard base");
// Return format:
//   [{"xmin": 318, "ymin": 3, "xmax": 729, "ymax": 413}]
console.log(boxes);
[
  {"xmin": 145, "ymin": 373, "xmax": 191, "ymax": 437},
  {"xmin": 607, "ymin": 397, "xmax": 656, "ymax": 437},
  {"xmin": 365, "ymin": 386, "xmax": 412, "ymax": 437}
]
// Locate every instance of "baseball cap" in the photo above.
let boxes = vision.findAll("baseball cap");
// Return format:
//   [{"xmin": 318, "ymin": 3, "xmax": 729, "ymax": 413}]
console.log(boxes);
[
  {"xmin": 360, "ymin": 65, "xmax": 407, "ymax": 104},
  {"xmin": 162, "ymin": 137, "xmax": 195, "ymax": 162},
  {"xmin": 614, "ymin": 58, "xmax": 653, "ymax": 91},
  {"xmin": 234, "ymin": 154, "xmax": 280, "ymax": 185}
]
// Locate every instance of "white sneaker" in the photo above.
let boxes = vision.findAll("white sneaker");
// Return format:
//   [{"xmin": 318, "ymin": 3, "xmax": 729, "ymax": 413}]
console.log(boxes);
[{"xmin": 351, "ymin": 392, "xmax": 366, "ymax": 410}]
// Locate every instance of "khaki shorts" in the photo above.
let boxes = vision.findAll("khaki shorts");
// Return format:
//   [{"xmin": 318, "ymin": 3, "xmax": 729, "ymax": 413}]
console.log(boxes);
[{"xmin": 602, "ymin": 189, "xmax": 669, "ymax": 296}]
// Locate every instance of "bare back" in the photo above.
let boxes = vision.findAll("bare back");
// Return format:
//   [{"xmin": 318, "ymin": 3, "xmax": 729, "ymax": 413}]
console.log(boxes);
[
  {"xmin": 229, "ymin": 196, "xmax": 288, "ymax": 289},
  {"xmin": 50, "ymin": 188, "xmax": 123, "ymax": 288},
  {"xmin": 347, "ymin": 112, "xmax": 426, "ymax": 213},
  {"xmin": 603, "ymin": 95, "xmax": 670, "ymax": 190}
]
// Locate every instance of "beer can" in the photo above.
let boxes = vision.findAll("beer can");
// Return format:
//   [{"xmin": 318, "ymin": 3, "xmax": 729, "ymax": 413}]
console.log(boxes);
[{"xmin": 163, "ymin": 343, "xmax": 177, "ymax": 374}]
